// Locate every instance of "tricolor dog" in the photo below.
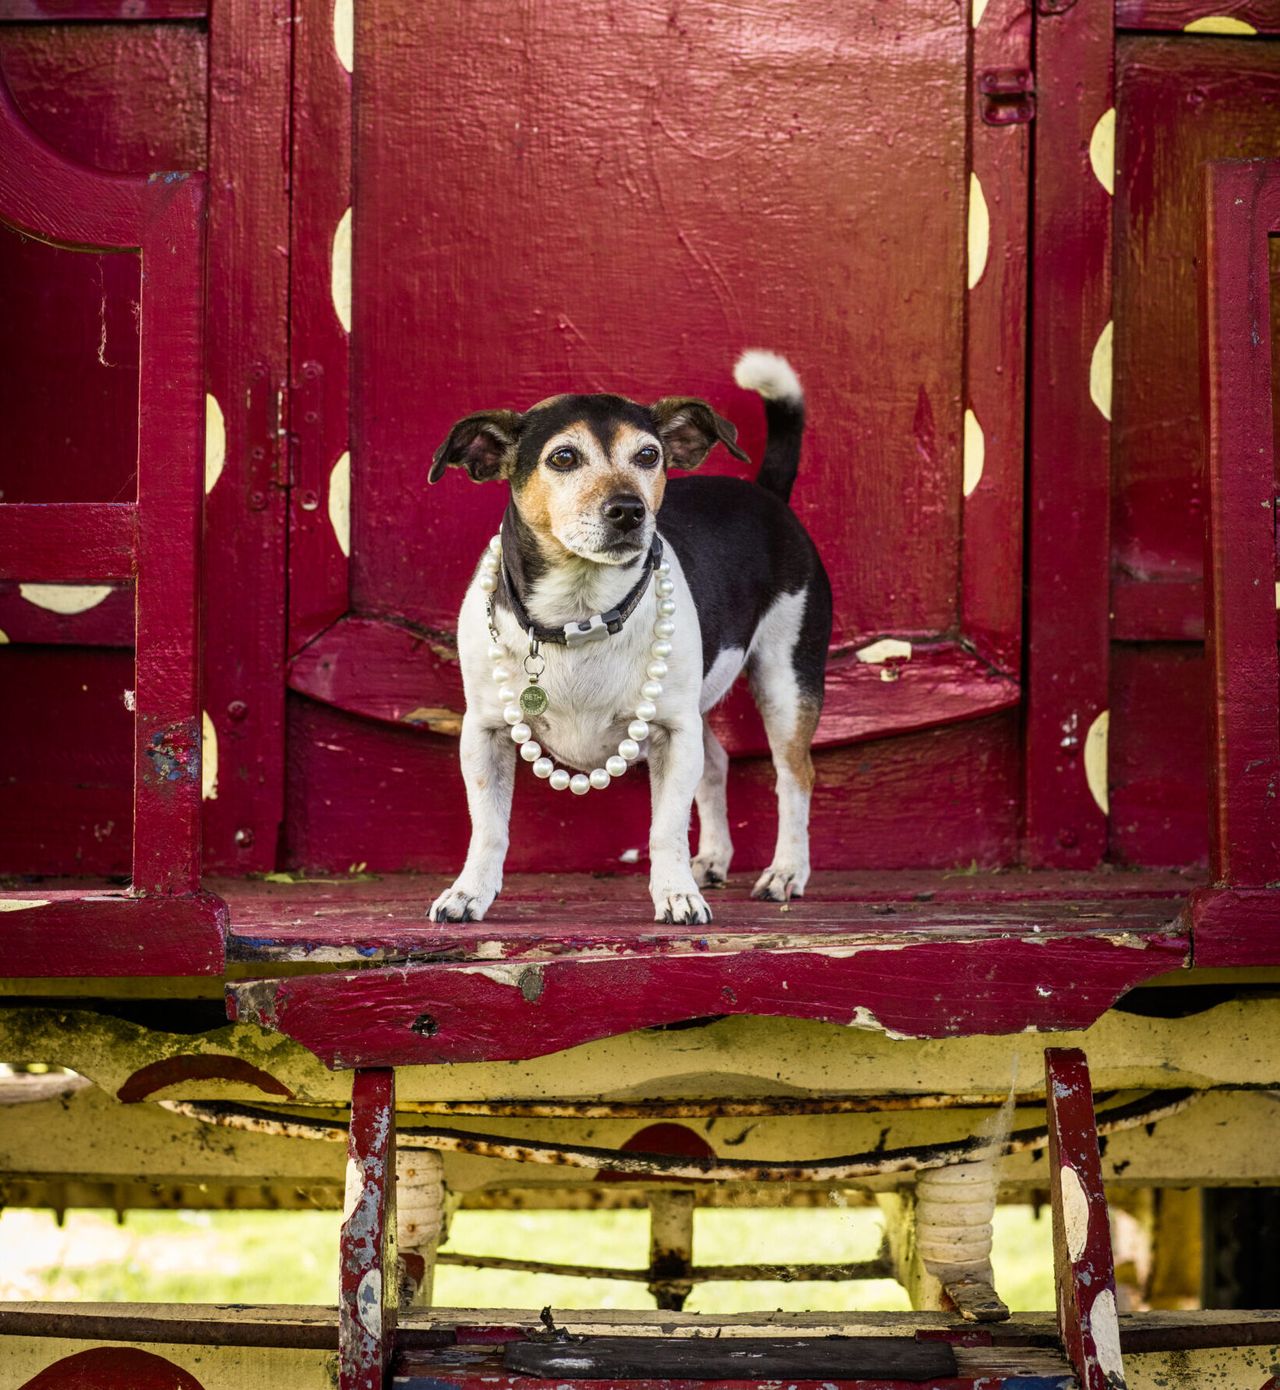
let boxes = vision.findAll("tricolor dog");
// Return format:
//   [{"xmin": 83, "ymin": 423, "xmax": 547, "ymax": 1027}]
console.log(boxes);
[{"xmin": 428, "ymin": 351, "xmax": 832, "ymax": 925}]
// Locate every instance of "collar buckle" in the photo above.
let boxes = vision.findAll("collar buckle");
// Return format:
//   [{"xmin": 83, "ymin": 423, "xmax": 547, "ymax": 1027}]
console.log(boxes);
[{"xmin": 563, "ymin": 613, "xmax": 612, "ymax": 647}]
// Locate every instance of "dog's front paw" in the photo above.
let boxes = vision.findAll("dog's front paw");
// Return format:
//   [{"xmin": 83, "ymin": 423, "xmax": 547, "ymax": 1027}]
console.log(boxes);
[
  {"xmin": 652, "ymin": 886, "xmax": 713, "ymax": 925},
  {"xmin": 692, "ymin": 849, "xmax": 732, "ymax": 888},
  {"xmin": 750, "ymin": 863, "xmax": 809, "ymax": 903},
  {"xmin": 429, "ymin": 882, "xmax": 497, "ymax": 922}
]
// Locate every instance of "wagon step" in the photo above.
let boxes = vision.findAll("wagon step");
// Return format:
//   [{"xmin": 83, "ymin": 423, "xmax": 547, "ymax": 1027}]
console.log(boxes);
[{"xmin": 332, "ymin": 1048, "xmax": 1126, "ymax": 1390}]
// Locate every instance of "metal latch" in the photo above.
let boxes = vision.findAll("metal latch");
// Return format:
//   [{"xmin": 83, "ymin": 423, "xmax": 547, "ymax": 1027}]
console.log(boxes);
[{"xmin": 979, "ymin": 68, "xmax": 1036, "ymax": 126}]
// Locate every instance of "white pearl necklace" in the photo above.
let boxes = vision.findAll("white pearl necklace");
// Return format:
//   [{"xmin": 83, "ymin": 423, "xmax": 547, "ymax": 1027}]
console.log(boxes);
[{"xmin": 478, "ymin": 533, "xmax": 676, "ymax": 795}]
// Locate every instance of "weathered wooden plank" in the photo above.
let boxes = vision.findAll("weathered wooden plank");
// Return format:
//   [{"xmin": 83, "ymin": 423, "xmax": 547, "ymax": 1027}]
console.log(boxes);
[
  {"xmin": 0, "ymin": 0, "xmax": 205, "ymax": 15},
  {"xmin": 228, "ymin": 921, "xmax": 1188, "ymax": 1067},
  {"xmin": 0, "ymin": 581, "xmax": 133, "ymax": 645},
  {"xmin": 1201, "ymin": 160, "xmax": 1280, "ymax": 886},
  {"xmin": 340, "ymin": 1069, "xmax": 397, "ymax": 1390},
  {"xmin": 1186, "ymin": 885, "xmax": 1280, "ymax": 967},
  {"xmin": 1045, "ymin": 1048, "xmax": 1126, "ymax": 1390},
  {"xmin": 1117, "ymin": 0, "xmax": 1280, "ymax": 30},
  {"xmin": 0, "ymin": 503, "xmax": 136, "ymax": 582},
  {"xmin": 0, "ymin": 890, "xmax": 226, "ymax": 976}
]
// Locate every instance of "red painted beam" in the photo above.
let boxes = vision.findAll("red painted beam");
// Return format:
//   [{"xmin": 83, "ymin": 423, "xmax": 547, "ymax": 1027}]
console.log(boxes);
[
  {"xmin": 1117, "ymin": 0, "xmax": 1280, "ymax": 31},
  {"xmin": 341, "ymin": 1069, "xmax": 397, "ymax": 1390},
  {"xmin": 1200, "ymin": 161, "xmax": 1280, "ymax": 886},
  {"xmin": 0, "ymin": 1, "xmax": 205, "ymax": 16},
  {"xmin": 1044, "ymin": 1048, "xmax": 1126, "ymax": 1390},
  {"xmin": 228, "ymin": 923, "xmax": 1187, "ymax": 1068},
  {"xmin": 1186, "ymin": 885, "xmax": 1280, "ymax": 968},
  {"xmin": 0, "ymin": 890, "xmax": 226, "ymax": 976},
  {"xmin": 0, "ymin": 503, "xmax": 136, "ymax": 582}
]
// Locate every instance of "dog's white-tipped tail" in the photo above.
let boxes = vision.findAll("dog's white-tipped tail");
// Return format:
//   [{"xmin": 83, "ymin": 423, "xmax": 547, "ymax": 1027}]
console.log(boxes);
[
  {"xmin": 733, "ymin": 349, "xmax": 805, "ymax": 504},
  {"xmin": 733, "ymin": 348, "xmax": 803, "ymax": 403}
]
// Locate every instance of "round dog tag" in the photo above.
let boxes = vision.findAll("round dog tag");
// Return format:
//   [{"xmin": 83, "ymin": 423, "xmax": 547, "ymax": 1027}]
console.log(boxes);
[{"xmin": 519, "ymin": 684, "xmax": 549, "ymax": 717}]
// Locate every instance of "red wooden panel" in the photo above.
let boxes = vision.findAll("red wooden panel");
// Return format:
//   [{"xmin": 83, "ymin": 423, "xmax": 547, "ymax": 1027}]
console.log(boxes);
[
  {"xmin": 352, "ymin": 0, "xmax": 969, "ymax": 647},
  {"xmin": 1024, "ymin": 0, "xmax": 1113, "ymax": 867},
  {"xmin": 285, "ymin": 699, "xmax": 1022, "ymax": 874},
  {"xmin": 340, "ymin": 1069, "xmax": 397, "ymax": 1390},
  {"xmin": 288, "ymin": 0, "xmax": 351, "ymax": 652},
  {"xmin": 1117, "ymin": 0, "xmax": 1280, "ymax": 31},
  {"xmin": 1044, "ymin": 1048, "xmax": 1126, "ymax": 1390},
  {"xmin": 1109, "ymin": 644, "xmax": 1208, "ymax": 869},
  {"xmin": 0, "ymin": 229, "xmax": 139, "ymax": 506},
  {"xmin": 963, "ymin": 0, "xmax": 1031, "ymax": 675},
  {"xmin": 0, "ymin": 644, "xmax": 133, "ymax": 876},
  {"xmin": 1114, "ymin": 37, "xmax": 1280, "ymax": 639},
  {"xmin": 1201, "ymin": 160, "xmax": 1280, "ymax": 886},
  {"xmin": 228, "ymin": 920, "xmax": 1186, "ymax": 1067},
  {"xmin": 1187, "ymin": 886, "xmax": 1280, "ymax": 967},
  {"xmin": 0, "ymin": 581, "xmax": 132, "ymax": 644},
  {"xmin": 0, "ymin": 20, "xmax": 206, "ymax": 173},
  {"xmin": 0, "ymin": 502, "xmax": 135, "ymax": 579},
  {"xmin": 200, "ymin": 0, "xmax": 291, "ymax": 871},
  {"xmin": 0, "ymin": 888, "xmax": 225, "ymax": 976}
]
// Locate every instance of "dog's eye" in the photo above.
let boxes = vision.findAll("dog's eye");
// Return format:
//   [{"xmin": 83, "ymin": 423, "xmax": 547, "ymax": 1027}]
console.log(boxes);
[
  {"xmin": 635, "ymin": 445, "xmax": 660, "ymax": 468},
  {"xmin": 546, "ymin": 447, "xmax": 580, "ymax": 471}
]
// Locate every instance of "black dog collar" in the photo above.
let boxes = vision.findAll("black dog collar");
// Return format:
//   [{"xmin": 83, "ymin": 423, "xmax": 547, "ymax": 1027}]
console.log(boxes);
[{"xmin": 501, "ymin": 536, "xmax": 664, "ymax": 647}]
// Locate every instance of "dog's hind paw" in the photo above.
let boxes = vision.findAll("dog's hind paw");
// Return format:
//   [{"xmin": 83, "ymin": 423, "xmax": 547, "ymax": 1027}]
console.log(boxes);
[
  {"xmin": 750, "ymin": 865, "xmax": 808, "ymax": 903},
  {"xmin": 692, "ymin": 850, "xmax": 732, "ymax": 888},
  {"xmin": 429, "ymin": 884, "xmax": 496, "ymax": 922},
  {"xmin": 654, "ymin": 889, "xmax": 713, "ymax": 926}
]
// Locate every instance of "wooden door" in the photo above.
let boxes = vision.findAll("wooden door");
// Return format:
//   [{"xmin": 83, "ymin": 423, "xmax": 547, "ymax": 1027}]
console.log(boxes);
[{"xmin": 283, "ymin": 0, "xmax": 1032, "ymax": 874}]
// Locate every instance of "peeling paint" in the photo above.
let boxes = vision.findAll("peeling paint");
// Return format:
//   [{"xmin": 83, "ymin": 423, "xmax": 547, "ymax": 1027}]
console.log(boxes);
[
  {"xmin": 1089, "ymin": 320, "xmax": 1113, "ymax": 423},
  {"xmin": 145, "ymin": 722, "xmax": 201, "ymax": 785},
  {"xmin": 204, "ymin": 391, "xmax": 226, "ymax": 494},
  {"xmin": 1060, "ymin": 1162, "xmax": 1090, "ymax": 1261},
  {"xmin": 355, "ymin": 1268, "xmax": 382, "ymax": 1337},
  {"xmin": 1090, "ymin": 1286, "xmax": 1124, "ymax": 1380},
  {"xmin": 962, "ymin": 408, "xmax": 985, "ymax": 498},
  {"xmin": 342, "ymin": 1156, "xmax": 362, "ymax": 1223},
  {"xmin": 855, "ymin": 638, "xmax": 913, "ymax": 665},
  {"xmin": 967, "ymin": 173, "xmax": 989, "ymax": 291},
  {"xmin": 329, "ymin": 450, "xmax": 351, "ymax": 557},
  {"xmin": 1184, "ymin": 14, "xmax": 1258, "ymax": 32},
  {"xmin": 1089, "ymin": 107, "xmax": 1115, "ymax": 197},
  {"xmin": 332, "ymin": 207, "xmax": 353, "ymax": 333},
  {"xmin": 19, "ymin": 583, "xmax": 114, "ymax": 615},
  {"xmin": 1084, "ymin": 709, "xmax": 1110, "ymax": 816},
  {"xmin": 202, "ymin": 710, "xmax": 219, "ymax": 802},
  {"xmin": 334, "ymin": 0, "xmax": 354, "ymax": 70}
]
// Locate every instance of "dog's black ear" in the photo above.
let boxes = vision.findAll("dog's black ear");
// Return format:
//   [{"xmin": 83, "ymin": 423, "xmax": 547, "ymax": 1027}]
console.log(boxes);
[
  {"xmin": 649, "ymin": 397, "xmax": 750, "ymax": 470},
  {"xmin": 429, "ymin": 410, "xmax": 523, "ymax": 484}
]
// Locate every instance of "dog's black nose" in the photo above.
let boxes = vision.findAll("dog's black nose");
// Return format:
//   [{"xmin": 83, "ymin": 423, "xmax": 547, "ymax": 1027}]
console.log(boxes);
[{"xmin": 603, "ymin": 493, "xmax": 646, "ymax": 532}]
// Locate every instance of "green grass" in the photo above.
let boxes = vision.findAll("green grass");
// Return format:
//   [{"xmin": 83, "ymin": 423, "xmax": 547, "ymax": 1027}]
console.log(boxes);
[{"xmin": 0, "ymin": 1204, "xmax": 1055, "ymax": 1311}]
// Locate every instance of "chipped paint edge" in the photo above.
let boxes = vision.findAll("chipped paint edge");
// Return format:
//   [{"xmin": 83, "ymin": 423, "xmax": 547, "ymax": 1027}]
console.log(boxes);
[
  {"xmin": 332, "ymin": 206, "xmax": 352, "ymax": 334},
  {"xmin": 967, "ymin": 173, "xmax": 990, "ymax": 292},
  {"xmin": 1089, "ymin": 320, "xmax": 1113, "ymax": 423},
  {"xmin": 204, "ymin": 391, "xmax": 226, "ymax": 495},
  {"xmin": 329, "ymin": 450, "xmax": 352, "ymax": 557},
  {"xmin": 1084, "ymin": 709, "xmax": 1110, "ymax": 816},
  {"xmin": 963, "ymin": 408, "xmax": 985, "ymax": 498},
  {"xmin": 18, "ymin": 583, "xmax": 114, "ymax": 615},
  {"xmin": 1089, "ymin": 108, "xmax": 1116, "ymax": 197}
]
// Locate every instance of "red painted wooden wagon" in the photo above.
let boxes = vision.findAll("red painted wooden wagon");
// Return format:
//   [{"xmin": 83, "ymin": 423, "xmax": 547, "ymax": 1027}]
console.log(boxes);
[{"xmin": 3, "ymin": 1, "xmax": 1280, "ymax": 1387}]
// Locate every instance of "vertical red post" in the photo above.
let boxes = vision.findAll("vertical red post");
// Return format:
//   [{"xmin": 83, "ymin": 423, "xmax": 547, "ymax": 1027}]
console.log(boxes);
[
  {"xmin": 1045, "ymin": 1047, "xmax": 1126, "ymax": 1390},
  {"xmin": 1024, "ymin": 0, "xmax": 1114, "ymax": 866},
  {"xmin": 1200, "ymin": 160, "xmax": 1280, "ymax": 887},
  {"xmin": 341, "ymin": 1068, "xmax": 398, "ymax": 1390}
]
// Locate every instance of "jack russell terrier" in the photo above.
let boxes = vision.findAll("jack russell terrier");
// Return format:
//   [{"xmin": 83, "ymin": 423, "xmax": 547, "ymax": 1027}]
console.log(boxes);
[{"xmin": 428, "ymin": 350, "xmax": 831, "ymax": 925}]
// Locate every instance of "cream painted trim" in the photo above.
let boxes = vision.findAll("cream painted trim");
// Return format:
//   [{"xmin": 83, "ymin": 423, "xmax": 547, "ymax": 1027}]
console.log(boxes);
[
  {"xmin": 202, "ymin": 710, "xmax": 219, "ymax": 802},
  {"xmin": 1184, "ymin": 15, "xmax": 1258, "ymax": 33},
  {"xmin": 329, "ymin": 450, "xmax": 352, "ymax": 557},
  {"xmin": 967, "ymin": 173, "xmax": 990, "ymax": 292},
  {"xmin": 332, "ymin": 207, "xmax": 352, "ymax": 334},
  {"xmin": 334, "ymin": 0, "xmax": 354, "ymax": 71},
  {"xmin": 205, "ymin": 391, "xmax": 226, "ymax": 495},
  {"xmin": 1089, "ymin": 107, "xmax": 1115, "ymax": 197},
  {"xmin": 0, "ymin": 899, "xmax": 50, "ymax": 913},
  {"xmin": 962, "ymin": 409, "xmax": 985, "ymax": 498},
  {"xmin": 972, "ymin": 0, "xmax": 990, "ymax": 25},
  {"xmin": 1085, "ymin": 709, "xmax": 1110, "ymax": 816},
  {"xmin": 855, "ymin": 638, "xmax": 913, "ymax": 665},
  {"xmin": 0, "ymin": 629, "xmax": 8, "ymax": 644},
  {"xmin": 19, "ymin": 583, "xmax": 114, "ymax": 615},
  {"xmin": 1089, "ymin": 320, "xmax": 1113, "ymax": 423}
]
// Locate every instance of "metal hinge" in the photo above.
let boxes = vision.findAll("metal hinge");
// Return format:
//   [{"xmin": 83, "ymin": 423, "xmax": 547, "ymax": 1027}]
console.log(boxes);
[{"xmin": 979, "ymin": 68, "xmax": 1036, "ymax": 126}]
